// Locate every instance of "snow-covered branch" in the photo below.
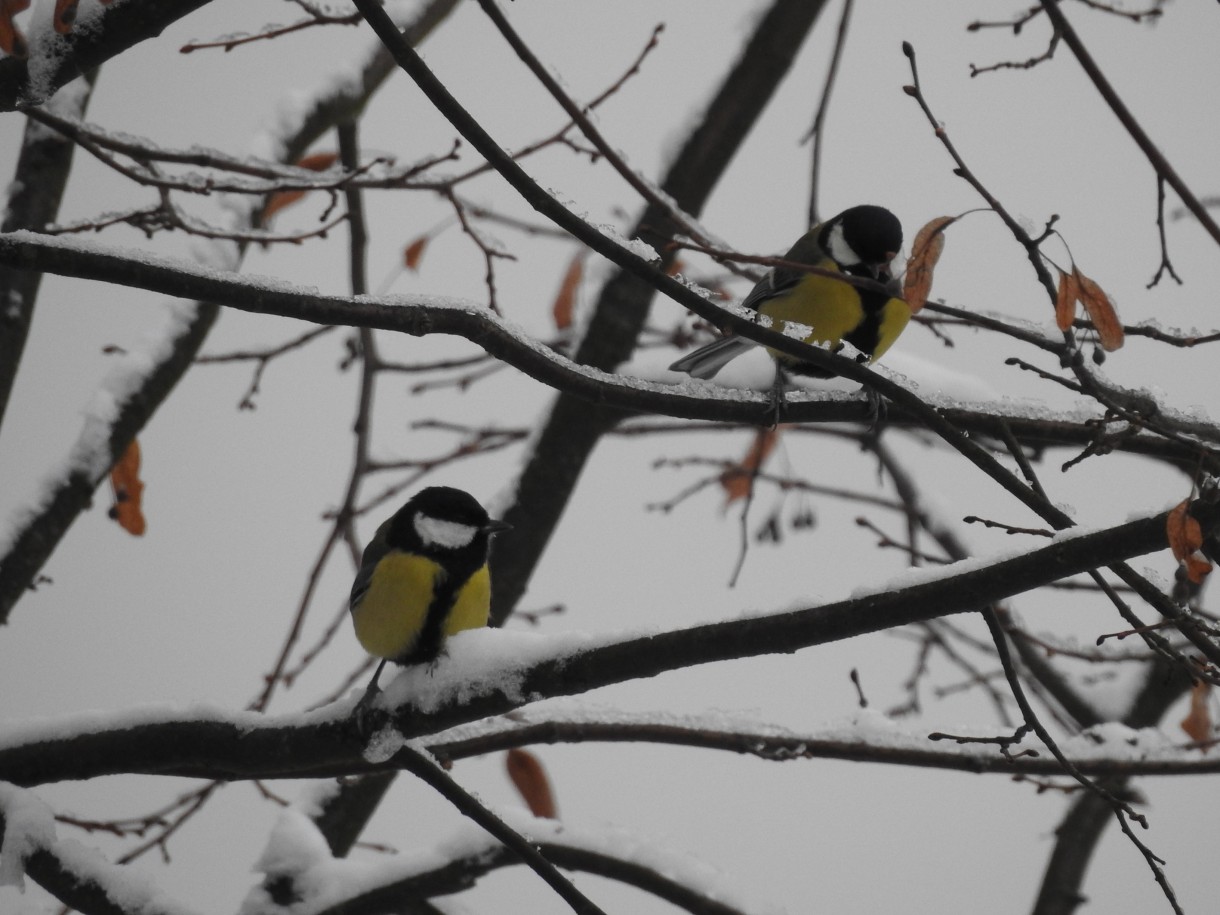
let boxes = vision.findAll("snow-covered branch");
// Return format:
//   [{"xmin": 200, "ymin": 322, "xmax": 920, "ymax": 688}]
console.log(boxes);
[{"xmin": 0, "ymin": 498, "xmax": 1213, "ymax": 791}]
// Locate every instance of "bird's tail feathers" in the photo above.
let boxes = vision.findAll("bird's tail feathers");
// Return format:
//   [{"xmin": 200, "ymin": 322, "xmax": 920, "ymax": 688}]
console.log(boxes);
[{"xmin": 668, "ymin": 335, "xmax": 757, "ymax": 380}]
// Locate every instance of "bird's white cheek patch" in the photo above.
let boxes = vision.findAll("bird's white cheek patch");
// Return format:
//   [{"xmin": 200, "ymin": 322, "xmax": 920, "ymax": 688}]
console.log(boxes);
[
  {"xmin": 415, "ymin": 514, "xmax": 478, "ymax": 549},
  {"xmin": 825, "ymin": 223, "xmax": 860, "ymax": 267}
]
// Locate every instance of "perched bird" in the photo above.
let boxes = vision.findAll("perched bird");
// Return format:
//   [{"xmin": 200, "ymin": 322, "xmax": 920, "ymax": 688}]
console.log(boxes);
[
  {"xmin": 349, "ymin": 486, "xmax": 509, "ymax": 716},
  {"xmin": 668, "ymin": 205, "xmax": 910, "ymax": 387}
]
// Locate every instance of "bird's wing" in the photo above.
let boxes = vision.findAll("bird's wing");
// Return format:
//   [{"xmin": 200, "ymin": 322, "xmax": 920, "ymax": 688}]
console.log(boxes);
[
  {"xmin": 668, "ymin": 263, "xmax": 825, "ymax": 380},
  {"xmin": 667, "ymin": 335, "xmax": 758, "ymax": 379},
  {"xmin": 743, "ymin": 221, "xmax": 835, "ymax": 309},
  {"xmin": 738, "ymin": 269, "xmax": 787, "ymax": 314},
  {"xmin": 350, "ymin": 518, "xmax": 393, "ymax": 609},
  {"xmin": 668, "ymin": 226, "xmax": 834, "ymax": 380}
]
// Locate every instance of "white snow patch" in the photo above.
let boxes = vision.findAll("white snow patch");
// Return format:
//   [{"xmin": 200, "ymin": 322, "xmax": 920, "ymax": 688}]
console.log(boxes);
[
  {"xmin": 379, "ymin": 627, "xmax": 613, "ymax": 714},
  {"xmin": 242, "ymin": 801, "xmax": 774, "ymax": 915},
  {"xmin": 361, "ymin": 725, "xmax": 407, "ymax": 764},
  {"xmin": 0, "ymin": 782, "xmax": 201, "ymax": 913},
  {"xmin": 0, "ymin": 784, "xmax": 56, "ymax": 889}
]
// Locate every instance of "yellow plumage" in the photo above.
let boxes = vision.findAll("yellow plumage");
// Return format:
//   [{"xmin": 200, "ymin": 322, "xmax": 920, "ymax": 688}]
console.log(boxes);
[
  {"xmin": 760, "ymin": 269, "xmax": 910, "ymax": 369},
  {"xmin": 667, "ymin": 205, "xmax": 911, "ymax": 382},
  {"xmin": 351, "ymin": 552, "xmax": 491, "ymax": 661},
  {"xmin": 347, "ymin": 486, "xmax": 508, "ymax": 725}
]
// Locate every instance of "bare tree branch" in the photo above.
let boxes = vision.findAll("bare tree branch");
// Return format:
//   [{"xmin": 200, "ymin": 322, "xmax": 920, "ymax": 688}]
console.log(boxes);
[
  {"xmin": 0, "ymin": 0, "xmax": 212, "ymax": 110},
  {"xmin": 0, "ymin": 0, "xmax": 462, "ymax": 625},
  {"xmin": 0, "ymin": 71, "xmax": 98, "ymax": 427},
  {"xmin": 0, "ymin": 496, "xmax": 1215, "ymax": 789},
  {"xmin": 1038, "ymin": 0, "xmax": 1220, "ymax": 249},
  {"xmin": 0, "ymin": 796, "xmax": 186, "ymax": 915}
]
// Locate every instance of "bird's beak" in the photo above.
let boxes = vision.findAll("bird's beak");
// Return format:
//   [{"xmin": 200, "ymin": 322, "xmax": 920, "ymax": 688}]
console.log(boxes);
[
  {"xmin": 876, "ymin": 251, "xmax": 900, "ymax": 281},
  {"xmin": 485, "ymin": 519, "xmax": 512, "ymax": 535}
]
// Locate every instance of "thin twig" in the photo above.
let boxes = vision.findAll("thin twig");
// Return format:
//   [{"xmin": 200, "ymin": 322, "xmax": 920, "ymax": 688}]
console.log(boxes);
[
  {"xmin": 982, "ymin": 605, "xmax": 1185, "ymax": 915},
  {"xmin": 804, "ymin": 0, "xmax": 854, "ymax": 224},
  {"xmin": 180, "ymin": 8, "xmax": 362, "ymax": 53},
  {"xmin": 1147, "ymin": 175, "xmax": 1183, "ymax": 289},
  {"xmin": 1038, "ymin": 0, "xmax": 1220, "ymax": 248},
  {"xmin": 392, "ymin": 743, "xmax": 609, "ymax": 915}
]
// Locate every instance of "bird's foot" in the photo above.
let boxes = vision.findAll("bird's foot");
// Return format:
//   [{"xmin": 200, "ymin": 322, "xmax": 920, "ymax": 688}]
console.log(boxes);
[
  {"xmin": 350, "ymin": 684, "xmax": 390, "ymax": 740},
  {"xmin": 768, "ymin": 367, "xmax": 791, "ymax": 428},
  {"xmin": 863, "ymin": 387, "xmax": 888, "ymax": 432}
]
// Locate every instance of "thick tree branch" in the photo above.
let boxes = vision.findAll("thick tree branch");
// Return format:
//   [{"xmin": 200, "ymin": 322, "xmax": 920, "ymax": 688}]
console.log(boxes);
[
  {"xmin": 350, "ymin": 2, "xmax": 1220, "ymax": 677},
  {"xmin": 0, "ymin": 72, "xmax": 98, "ymax": 428},
  {"xmin": 427, "ymin": 715, "xmax": 1220, "ymax": 779},
  {"xmin": 348, "ymin": 0, "xmax": 834, "ymax": 622},
  {"xmin": 0, "ymin": 0, "xmax": 212, "ymax": 110},
  {"xmin": 5, "ymin": 231, "xmax": 1215, "ymax": 473},
  {"xmin": 491, "ymin": 0, "xmax": 833, "ymax": 618},
  {"xmin": 0, "ymin": 0, "xmax": 461, "ymax": 625},
  {"xmin": 0, "ymin": 296, "xmax": 217, "ymax": 627},
  {"xmin": 0, "ymin": 499, "xmax": 1213, "ymax": 788},
  {"xmin": 0, "ymin": 800, "xmax": 184, "ymax": 915},
  {"xmin": 308, "ymin": 836, "xmax": 763, "ymax": 915},
  {"xmin": 387, "ymin": 744, "xmax": 607, "ymax": 915}
]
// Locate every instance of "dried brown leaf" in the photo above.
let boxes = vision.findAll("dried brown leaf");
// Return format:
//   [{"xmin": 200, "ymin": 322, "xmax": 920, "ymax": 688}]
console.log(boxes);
[
  {"xmin": 902, "ymin": 216, "xmax": 955, "ymax": 314},
  {"xmin": 1184, "ymin": 553, "xmax": 1212, "ymax": 586},
  {"xmin": 1181, "ymin": 681, "xmax": 1212, "ymax": 746},
  {"xmin": 721, "ymin": 427, "xmax": 781, "ymax": 505},
  {"xmin": 506, "ymin": 748, "xmax": 557, "ymax": 819},
  {"xmin": 552, "ymin": 252, "xmax": 584, "ymax": 331},
  {"xmin": 109, "ymin": 439, "xmax": 146, "ymax": 536},
  {"xmin": 53, "ymin": 0, "xmax": 77, "ymax": 33},
  {"xmin": 1074, "ymin": 269, "xmax": 1124, "ymax": 351},
  {"xmin": 295, "ymin": 153, "xmax": 340, "ymax": 171},
  {"xmin": 1167, "ymin": 499, "xmax": 1212, "ymax": 585},
  {"xmin": 263, "ymin": 190, "xmax": 306, "ymax": 220},
  {"xmin": 403, "ymin": 235, "xmax": 429, "ymax": 271},
  {"xmin": 263, "ymin": 152, "xmax": 340, "ymax": 220},
  {"xmin": 1054, "ymin": 269, "xmax": 1079, "ymax": 332},
  {"xmin": 0, "ymin": 0, "xmax": 31, "ymax": 57},
  {"xmin": 1167, "ymin": 500, "xmax": 1202, "ymax": 562}
]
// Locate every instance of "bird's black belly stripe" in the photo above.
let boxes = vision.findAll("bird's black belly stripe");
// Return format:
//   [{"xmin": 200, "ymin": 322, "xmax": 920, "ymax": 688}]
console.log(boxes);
[
  {"xmin": 393, "ymin": 552, "xmax": 482, "ymax": 666},
  {"xmin": 842, "ymin": 298, "xmax": 884, "ymax": 359},
  {"xmin": 785, "ymin": 288, "xmax": 889, "ymax": 378}
]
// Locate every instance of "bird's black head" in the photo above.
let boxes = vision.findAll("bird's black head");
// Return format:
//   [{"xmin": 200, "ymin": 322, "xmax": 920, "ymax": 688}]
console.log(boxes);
[
  {"xmin": 386, "ymin": 486, "xmax": 508, "ymax": 555},
  {"xmin": 831, "ymin": 205, "xmax": 903, "ymax": 272}
]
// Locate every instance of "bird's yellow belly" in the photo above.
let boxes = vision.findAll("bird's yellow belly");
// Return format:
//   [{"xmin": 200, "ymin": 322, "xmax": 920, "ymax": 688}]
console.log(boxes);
[
  {"xmin": 444, "ymin": 565, "xmax": 492, "ymax": 635},
  {"xmin": 870, "ymin": 300, "xmax": 911, "ymax": 362},
  {"xmin": 760, "ymin": 275, "xmax": 863, "ymax": 352},
  {"xmin": 351, "ymin": 553, "xmax": 491, "ymax": 660}
]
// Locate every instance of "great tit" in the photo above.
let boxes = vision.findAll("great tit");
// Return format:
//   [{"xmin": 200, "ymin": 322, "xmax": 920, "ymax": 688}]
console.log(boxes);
[
  {"xmin": 668, "ymin": 205, "xmax": 910, "ymax": 383},
  {"xmin": 349, "ymin": 486, "xmax": 509, "ymax": 713}
]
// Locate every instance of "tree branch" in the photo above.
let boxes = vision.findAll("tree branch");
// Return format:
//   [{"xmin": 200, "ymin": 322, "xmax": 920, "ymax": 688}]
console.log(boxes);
[
  {"xmin": 0, "ymin": 0, "xmax": 213, "ymax": 110},
  {"xmin": 1031, "ymin": 654, "xmax": 1194, "ymax": 915},
  {"xmin": 0, "ymin": 294, "xmax": 217, "ymax": 627},
  {"xmin": 1038, "ymin": 0, "xmax": 1220, "ymax": 249},
  {"xmin": 0, "ymin": 793, "xmax": 186, "ymax": 915},
  {"xmin": 0, "ymin": 498, "xmax": 1213, "ymax": 788},
  {"xmin": 6, "ymin": 230, "xmax": 1213, "ymax": 471},
  {"xmin": 428, "ymin": 715, "xmax": 1220, "ymax": 778},
  {"xmin": 0, "ymin": 0, "xmax": 462, "ymax": 625},
  {"xmin": 0, "ymin": 72, "xmax": 98, "ymax": 428},
  {"xmin": 348, "ymin": 0, "xmax": 834, "ymax": 623}
]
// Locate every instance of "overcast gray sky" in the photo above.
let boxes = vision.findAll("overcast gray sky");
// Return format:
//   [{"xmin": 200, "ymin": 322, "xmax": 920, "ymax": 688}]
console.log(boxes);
[{"xmin": 3, "ymin": 1, "xmax": 1220, "ymax": 913}]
